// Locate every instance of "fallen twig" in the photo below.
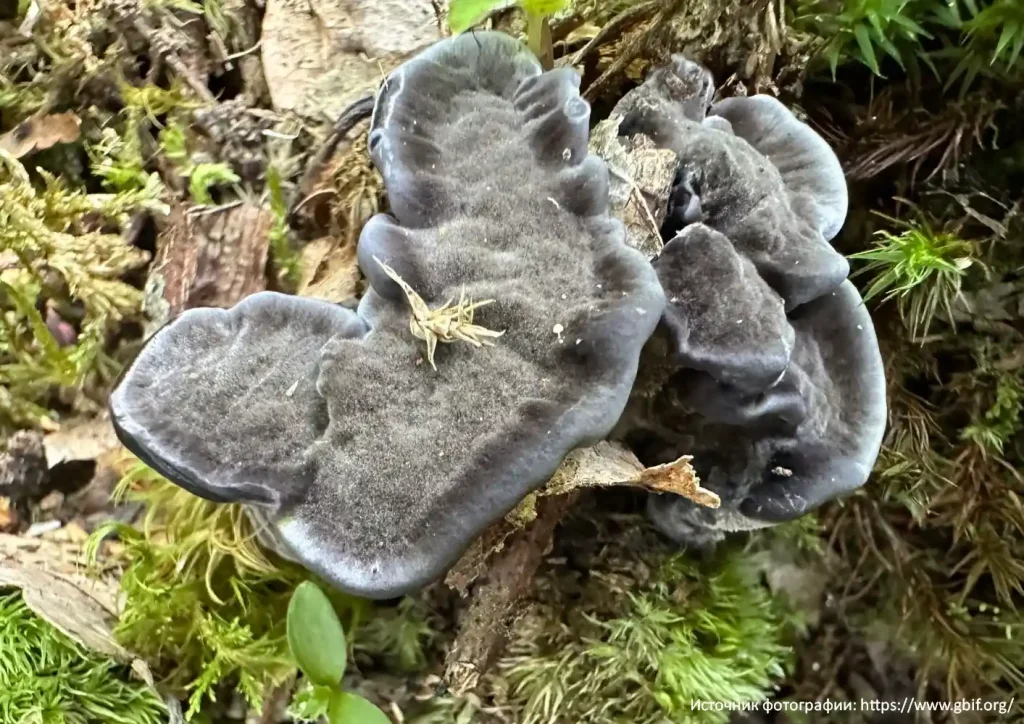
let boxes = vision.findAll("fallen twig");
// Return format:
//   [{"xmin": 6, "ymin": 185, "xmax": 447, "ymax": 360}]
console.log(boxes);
[{"xmin": 566, "ymin": 0, "xmax": 659, "ymax": 68}]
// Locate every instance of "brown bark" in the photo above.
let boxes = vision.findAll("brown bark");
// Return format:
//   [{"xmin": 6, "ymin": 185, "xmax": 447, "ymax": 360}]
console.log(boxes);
[
  {"xmin": 443, "ymin": 492, "xmax": 579, "ymax": 696},
  {"xmin": 145, "ymin": 203, "xmax": 272, "ymax": 329}
]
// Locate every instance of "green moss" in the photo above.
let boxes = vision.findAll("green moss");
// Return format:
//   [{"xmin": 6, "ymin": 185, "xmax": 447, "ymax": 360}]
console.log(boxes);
[
  {"xmin": 0, "ymin": 154, "xmax": 164, "ymax": 433},
  {"xmin": 789, "ymin": 0, "xmax": 1024, "ymax": 90},
  {"xmin": 829, "ymin": 184, "xmax": 1024, "ymax": 704},
  {"xmin": 849, "ymin": 213, "xmax": 976, "ymax": 339},
  {"xmin": 0, "ymin": 590, "xmax": 166, "ymax": 724},
  {"xmin": 87, "ymin": 464, "xmax": 369, "ymax": 719},
  {"xmin": 498, "ymin": 544, "xmax": 799, "ymax": 724}
]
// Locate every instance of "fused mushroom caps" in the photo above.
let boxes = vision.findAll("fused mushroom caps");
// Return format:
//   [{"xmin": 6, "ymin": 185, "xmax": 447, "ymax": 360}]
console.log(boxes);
[
  {"xmin": 110, "ymin": 32, "xmax": 664, "ymax": 599},
  {"xmin": 610, "ymin": 56, "xmax": 884, "ymax": 542},
  {"xmin": 617, "ymin": 55, "xmax": 851, "ymax": 311},
  {"xmin": 662, "ymin": 107, "xmax": 850, "ymax": 311},
  {"xmin": 647, "ymin": 281, "xmax": 887, "ymax": 542}
]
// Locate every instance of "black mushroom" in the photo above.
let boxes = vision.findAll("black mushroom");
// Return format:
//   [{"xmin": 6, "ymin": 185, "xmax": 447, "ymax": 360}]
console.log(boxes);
[
  {"xmin": 109, "ymin": 32, "xmax": 665, "ymax": 598},
  {"xmin": 605, "ymin": 55, "xmax": 887, "ymax": 545}
]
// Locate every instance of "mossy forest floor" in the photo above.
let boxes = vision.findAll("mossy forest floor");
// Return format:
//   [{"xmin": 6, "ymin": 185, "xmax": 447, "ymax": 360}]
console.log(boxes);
[{"xmin": 1, "ymin": 0, "xmax": 1023, "ymax": 722}]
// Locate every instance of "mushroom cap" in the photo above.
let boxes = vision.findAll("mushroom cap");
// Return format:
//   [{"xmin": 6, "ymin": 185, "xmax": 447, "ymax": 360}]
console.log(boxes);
[
  {"xmin": 709, "ymin": 95, "xmax": 849, "ymax": 243},
  {"xmin": 614, "ymin": 57, "xmax": 850, "ymax": 311},
  {"xmin": 663, "ymin": 115, "xmax": 849, "ymax": 310},
  {"xmin": 110, "ymin": 32, "xmax": 664, "ymax": 599},
  {"xmin": 647, "ymin": 280, "xmax": 887, "ymax": 541},
  {"xmin": 655, "ymin": 223, "xmax": 793, "ymax": 391}
]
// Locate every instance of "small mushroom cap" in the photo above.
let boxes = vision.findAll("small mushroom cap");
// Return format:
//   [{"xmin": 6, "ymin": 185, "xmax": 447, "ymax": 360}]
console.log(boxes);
[
  {"xmin": 739, "ymin": 280, "xmax": 887, "ymax": 522},
  {"xmin": 656, "ymin": 223, "xmax": 793, "ymax": 391},
  {"xmin": 709, "ymin": 95, "xmax": 849, "ymax": 242},
  {"xmin": 663, "ymin": 117, "xmax": 850, "ymax": 310},
  {"xmin": 647, "ymin": 280, "xmax": 887, "ymax": 540},
  {"xmin": 110, "ymin": 32, "xmax": 664, "ymax": 599}
]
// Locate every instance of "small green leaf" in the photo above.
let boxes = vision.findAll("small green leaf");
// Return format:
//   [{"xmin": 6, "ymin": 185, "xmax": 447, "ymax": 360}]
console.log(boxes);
[
  {"xmin": 1009, "ymin": 32, "xmax": 1024, "ymax": 69},
  {"xmin": 891, "ymin": 14, "xmax": 932, "ymax": 39},
  {"xmin": 287, "ymin": 581, "xmax": 348, "ymax": 687},
  {"xmin": 993, "ymin": 21, "xmax": 1020, "ymax": 64},
  {"xmin": 327, "ymin": 691, "xmax": 391, "ymax": 724},
  {"xmin": 521, "ymin": 0, "xmax": 568, "ymax": 15},
  {"xmin": 447, "ymin": 0, "xmax": 504, "ymax": 33},
  {"xmin": 854, "ymin": 23, "xmax": 880, "ymax": 75}
]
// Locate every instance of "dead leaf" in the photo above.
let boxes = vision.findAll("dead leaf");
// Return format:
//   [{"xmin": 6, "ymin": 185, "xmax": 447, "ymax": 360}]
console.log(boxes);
[
  {"xmin": 297, "ymin": 235, "xmax": 361, "ymax": 303},
  {"xmin": 446, "ymin": 442, "xmax": 715, "ymax": 593},
  {"xmin": 0, "ymin": 533, "xmax": 125, "ymax": 659},
  {"xmin": 43, "ymin": 414, "xmax": 122, "ymax": 469},
  {"xmin": 639, "ymin": 457, "xmax": 720, "ymax": 508},
  {"xmin": 546, "ymin": 441, "xmax": 717, "ymax": 507},
  {"xmin": 0, "ymin": 112, "xmax": 81, "ymax": 158},
  {"xmin": 260, "ymin": 0, "xmax": 441, "ymax": 121}
]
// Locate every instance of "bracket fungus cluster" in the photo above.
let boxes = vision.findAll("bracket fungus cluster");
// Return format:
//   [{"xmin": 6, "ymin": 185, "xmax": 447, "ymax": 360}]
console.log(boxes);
[
  {"xmin": 109, "ymin": 33, "xmax": 886, "ymax": 597},
  {"xmin": 608, "ymin": 56, "xmax": 888, "ymax": 545},
  {"xmin": 110, "ymin": 32, "xmax": 664, "ymax": 599}
]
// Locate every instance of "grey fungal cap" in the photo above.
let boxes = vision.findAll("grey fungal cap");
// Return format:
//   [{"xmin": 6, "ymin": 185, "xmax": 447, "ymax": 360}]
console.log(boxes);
[
  {"xmin": 655, "ymin": 223, "xmax": 793, "ymax": 392},
  {"xmin": 610, "ymin": 55, "xmax": 885, "ymax": 543},
  {"xmin": 109, "ymin": 31, "xmax": 665, "ymax": 599},
  {"xmin": 647, "ymin": 281, "xmax": 887, "ymax": 542}
]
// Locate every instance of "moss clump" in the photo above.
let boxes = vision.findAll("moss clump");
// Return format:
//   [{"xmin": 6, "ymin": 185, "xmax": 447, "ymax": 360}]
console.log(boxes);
[
  {"xmin": 791, "ymin": 0, "xmax": 1024, "ymax": 90},
  {"xmin": 0, "ymin": 153, "xmax": 164, "ymax": 434},
  {"xmin": 0, "ymin": 589, "xmax": 166, "ymax": 724},
  {"xmin": 88, "ymin": 463, "xmax": 369, "ymax": 719},
  {"xmin": 821, "ymin": 183, "xmax": 1024, "ymax": 705},
  {"xmin": 495, "ymin": 517, "xmax": 801, "ymax": 724}
]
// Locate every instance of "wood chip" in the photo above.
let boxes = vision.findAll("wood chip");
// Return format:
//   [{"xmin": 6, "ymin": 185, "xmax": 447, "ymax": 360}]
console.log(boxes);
[
  {"xmin": 260, "ymin": 0, "xmax": 441, "ymax": 121},
  {"xmin": 0, "ymin": 112, "xmax": 81, "ymax": 158},
  {"xmin": 144, "ymin": 202, "xmax": 271, "ymax": 331}
]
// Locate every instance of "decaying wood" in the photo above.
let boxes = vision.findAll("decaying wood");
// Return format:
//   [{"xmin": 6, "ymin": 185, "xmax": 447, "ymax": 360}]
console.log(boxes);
[
  {"xmin": 589, "ymin": 116, "xmax": 677, "ymax": 258},
  {"xmin": 666, "ymin": 0, "xmax": 798, "ymax": 94},
  {"xmin": 582, "ymin": 0, "xmax": 683, "ymax": 101},
  {"xmin": 168, "ymin": 9, "xmax": 212, "ymax": 92},
  {"xmin": 443, "ymin": 442, "xmax": 713, "ymax": 694},
  {"xmin": 260, "ymin": 0, "xmax": 438, "ymax": 121},
  {"xmin": 143, "ymin": 203, "xmax": 271, "ymax": 330},
  {"xmin": 565, "ymin": 0, "xmax": 659, "ymax": 68},
  {"xmin": 443, "ymin": 492, "xmax": 579, "ymax": 696}
]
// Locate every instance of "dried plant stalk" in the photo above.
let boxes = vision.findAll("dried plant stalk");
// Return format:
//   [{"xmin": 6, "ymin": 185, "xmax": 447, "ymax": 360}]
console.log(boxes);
[{"xmin": 373, "ymin": 256, "xmax": 505, "ymax": 370}]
